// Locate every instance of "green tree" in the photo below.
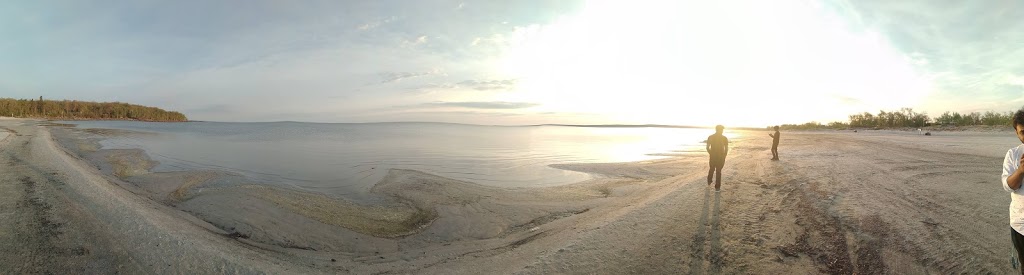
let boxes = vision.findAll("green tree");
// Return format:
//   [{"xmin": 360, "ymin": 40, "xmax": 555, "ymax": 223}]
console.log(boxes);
[{"xmin": 0, "ymin": 97, "xmax": 187, "ymax": 121}]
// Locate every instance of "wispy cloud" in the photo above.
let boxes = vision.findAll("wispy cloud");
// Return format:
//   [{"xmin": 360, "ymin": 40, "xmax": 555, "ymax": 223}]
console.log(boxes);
[
  {"xmin": 356, "ymin": 16, "xmax": 398, "ymax": 31},
  {"xmin": 405, "ymin": 79, "xmax": 518, "ymax": 93},
  {"xmin": 402, "ymin": 35, "xmax": 429, "ymax": 47},
  {"xmin": 457, "ymin": 79, "xmax": 517, "ymax": 90},
  {"xmin": 831, "ymin": 95, "xmax": 864, "ymax": 106},
  {"xmin": 379, "ymin": 71, "xmax": 430, "ymax": 83},
  {"xmin": 420, "ymin": 101, "xmax": 539, "ymax": 109}
]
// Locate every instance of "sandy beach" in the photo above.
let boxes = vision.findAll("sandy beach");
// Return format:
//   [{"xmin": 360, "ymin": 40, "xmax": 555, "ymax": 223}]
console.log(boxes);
[{"xmin": 0, "ymin": 118, "xmax": 1016, "ymax": 274}]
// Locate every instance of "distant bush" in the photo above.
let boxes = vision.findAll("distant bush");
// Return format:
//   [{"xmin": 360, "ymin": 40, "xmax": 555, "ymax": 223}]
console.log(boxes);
[
  {"xmin": 778, "ymin": 121, "xmax": 833, "ymax": 130},
  {"xmin": 779, "ymin": 107, "xmax": 1017, "ymax": 130},
  {"xmin": 934, "ymin": 111, "xmax": 1012, "ymax": 126},
  {"xmin": 848, "ymin": 108, "xmax": 929, "ymax": 128}
]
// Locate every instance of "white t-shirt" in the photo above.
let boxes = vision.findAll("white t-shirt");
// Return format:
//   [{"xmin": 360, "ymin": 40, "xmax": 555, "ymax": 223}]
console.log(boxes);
[{"xmin": 1002, "ymin": 144, "xmax": 1024, "ymax": 234}]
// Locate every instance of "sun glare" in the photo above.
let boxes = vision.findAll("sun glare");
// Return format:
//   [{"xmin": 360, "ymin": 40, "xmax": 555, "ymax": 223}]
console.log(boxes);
[{"xmin": 490, "ymin": 0, "xmax": 932, "ymax": 127}]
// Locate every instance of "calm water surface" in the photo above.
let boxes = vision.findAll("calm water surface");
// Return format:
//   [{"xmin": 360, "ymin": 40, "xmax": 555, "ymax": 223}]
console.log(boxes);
[{"xmin": 62, "ymin": 121, "xmax": 737, "ymax": 195}]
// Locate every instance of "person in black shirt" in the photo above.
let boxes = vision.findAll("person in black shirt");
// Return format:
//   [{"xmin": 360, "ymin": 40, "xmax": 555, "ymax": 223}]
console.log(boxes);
[{"xmin": 706, "ymin": 125, "xmax": 729, "ymax": 191}]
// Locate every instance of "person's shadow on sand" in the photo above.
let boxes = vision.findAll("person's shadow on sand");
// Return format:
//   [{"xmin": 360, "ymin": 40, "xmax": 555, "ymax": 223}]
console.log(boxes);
[
  {"xmin": 709, "ymin": 191, "xmax": 722, "ymax": 274},
  {"xmin": 689, "ymin": 187, "xmax": 723, "ymax": 274}
]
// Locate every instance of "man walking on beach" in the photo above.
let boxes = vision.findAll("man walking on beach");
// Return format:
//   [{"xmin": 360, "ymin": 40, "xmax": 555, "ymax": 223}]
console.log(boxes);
[
  {"xmin": 1002, "ymin": 108, "xmax": 1024, "ymax": 274},
  {"xmin": 707, "ymin": 125, "xmax": 728, "ymax": 191},
  {"xmin": 769, "ymin": 126, "xmax": 780, "ymax": 160}
]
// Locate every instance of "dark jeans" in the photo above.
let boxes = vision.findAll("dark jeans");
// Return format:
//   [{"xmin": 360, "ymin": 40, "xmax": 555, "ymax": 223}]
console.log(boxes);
[
  {"xmin": 707, "ymin": 155, "xmax": 725, "ymax": 188},
  {"xmin": 1014, "ymin": 227, "xmax": 1024, "ymax": 274}
]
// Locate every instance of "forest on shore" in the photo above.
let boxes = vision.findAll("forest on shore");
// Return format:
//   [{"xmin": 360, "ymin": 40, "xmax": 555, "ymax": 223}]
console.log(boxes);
[
  {"xmin": 0, "ymin": 97, "xmax": 187, "ymax": 122},
  {"xmin": 779, "ymin": 108, "xmax": 1016, "ymax": 130}
]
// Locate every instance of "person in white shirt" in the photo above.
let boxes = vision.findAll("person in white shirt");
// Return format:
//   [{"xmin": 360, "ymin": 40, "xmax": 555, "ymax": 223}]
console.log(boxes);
[{"xmin": 1002, "ymin": 109, "xmax": 1024, "ymax": 273}]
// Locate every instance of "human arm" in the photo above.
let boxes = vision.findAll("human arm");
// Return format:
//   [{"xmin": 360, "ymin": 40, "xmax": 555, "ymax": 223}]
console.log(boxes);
[
  {"xmin": 1004, "ymin": 149, "xmax": 1024, "ymax": 191},
  {"xmin": 706, "ymin": 136, "xmax": 712, "ymax": 153},
  {"xmin": 769, "ymin": 133, "xmax": 775, "ymax": 138},
  {"xmin": 723, "ymin": 137, "xmax": 729, "ymax": 158}
]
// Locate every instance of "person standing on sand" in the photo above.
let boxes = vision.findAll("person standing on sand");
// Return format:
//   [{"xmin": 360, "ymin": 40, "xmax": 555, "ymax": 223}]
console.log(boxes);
[
  {"xmin": 769, "ymin": 126, "xmax": 780, "ymax": 160},
  {"xmin": 706, "ymin": 125, "xmax": 729, "ymax": 191},
  {"xmin": 1002, "ymin": 108, "xmax": 1024, "ymax": 273}
]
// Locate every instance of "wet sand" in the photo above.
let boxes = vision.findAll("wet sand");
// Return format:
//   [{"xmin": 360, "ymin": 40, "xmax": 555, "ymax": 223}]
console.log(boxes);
[
  {"xmin": 0, "ymin": 119, "xmax": 316, "ymax": 273},
  {"xmin": 0, "ymin": 118, "xmax": 1017, "ymax": 274}
]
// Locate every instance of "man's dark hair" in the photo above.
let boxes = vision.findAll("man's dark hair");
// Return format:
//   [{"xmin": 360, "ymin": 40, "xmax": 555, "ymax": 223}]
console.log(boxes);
[{"xmin": 1015, "ymin": 108, "xmax": 1024, "ymax": 128}]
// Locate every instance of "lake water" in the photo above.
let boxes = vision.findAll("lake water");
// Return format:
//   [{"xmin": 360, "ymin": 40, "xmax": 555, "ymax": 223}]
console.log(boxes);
[{"xmin": 61, "ymin": 121, "xmax": 730, "ymax": 195}]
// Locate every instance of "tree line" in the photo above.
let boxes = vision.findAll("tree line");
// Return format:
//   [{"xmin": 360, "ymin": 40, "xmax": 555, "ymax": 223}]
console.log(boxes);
[
  {"xmin": 779, "ymin": 108, "xmax": 1016, "ymax": 130},
  {"xmin": 0, "ymin": 97, "xmax": 187, "ymax": 122},
  {"xmin": 847, "ymin": 108, "xmax": 931, "ymax": 128}
]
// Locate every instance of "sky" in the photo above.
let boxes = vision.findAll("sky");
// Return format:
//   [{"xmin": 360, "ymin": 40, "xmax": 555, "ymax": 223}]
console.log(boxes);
[{"xmin": 1, "ymin": 0, "xmax": 1022, "ymax": 127}]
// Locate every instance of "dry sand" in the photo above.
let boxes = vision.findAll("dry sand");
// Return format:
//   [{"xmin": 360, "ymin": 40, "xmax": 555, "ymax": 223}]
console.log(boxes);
[{"xmin": 0, "ymin": 118, "xmax": 1017, "ymax": 274}]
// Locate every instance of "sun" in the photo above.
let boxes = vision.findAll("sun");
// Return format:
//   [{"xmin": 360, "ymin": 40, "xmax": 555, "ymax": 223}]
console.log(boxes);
[{"xmin": 487, "ymin": 0, "xmax": 932, "ymax": 127}]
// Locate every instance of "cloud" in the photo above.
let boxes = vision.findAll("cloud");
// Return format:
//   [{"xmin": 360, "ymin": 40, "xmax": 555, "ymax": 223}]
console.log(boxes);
[
  {"xmin": 379, "ymin": 71, "xmax": 430, "ymax": 83},
  {"xmin": 421, "ymin": 101, "xmax": 539, "ymax": 109},
  {"xmin": 356, "ymin": 16, "xmax": 397, "ymax": 31},
  {"xmin": 405, "ymin": 78, "xmax": 518, "ymax": 93},
  {"xmin": 457, "ymin": 79, "xmax": 517, "ymax": 90},
  {"xmin": 379, "ymin": 68, "xmax": 444, "ymax": 83},
  {"xmin": 402, "ymin": 35, "xmax": 429, "ymax": 47},
  {"xmin": 405, "ymin": 83, "xmax": 458, "ymax": 94},
  {"xmin": 404, "ymin": 110, "xmax": 521, "ymax": 117},
  {"xmin": 831, "ymin": 95, "xmax": 864, "ymax": 106}
]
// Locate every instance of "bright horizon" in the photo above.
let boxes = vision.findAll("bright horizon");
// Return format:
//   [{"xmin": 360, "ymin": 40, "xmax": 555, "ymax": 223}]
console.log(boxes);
[{"xmin": 2, "ymin": 0, "xmax": 1022, "ymax": 128}]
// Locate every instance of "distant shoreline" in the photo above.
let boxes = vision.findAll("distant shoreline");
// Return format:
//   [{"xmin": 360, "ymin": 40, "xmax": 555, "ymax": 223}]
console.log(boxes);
[
  {"xmin": 46, "ymin": 118, "xmax": 194, "ymax": 122},
  {"xmin": 0, "ymin": 117, "xmax": 193, "ymax": 123}
]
